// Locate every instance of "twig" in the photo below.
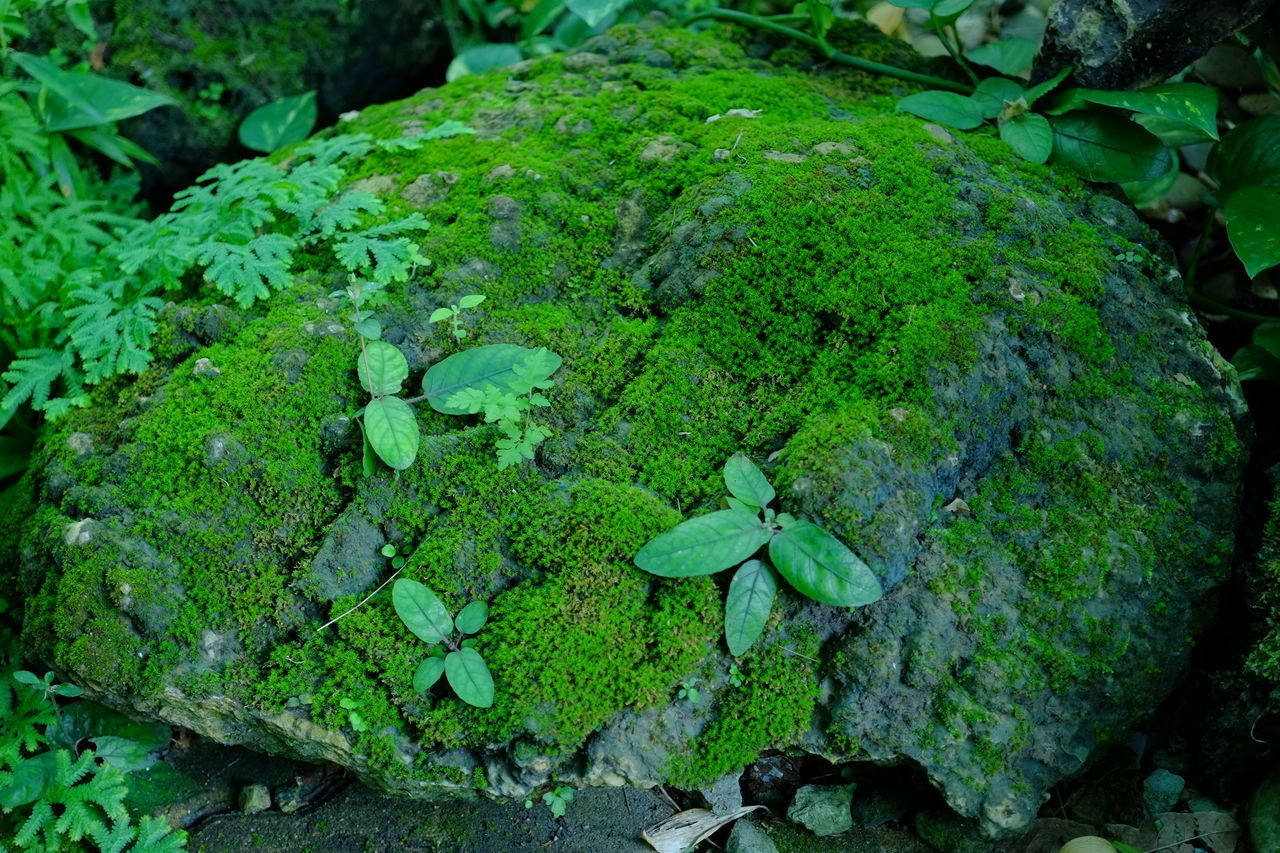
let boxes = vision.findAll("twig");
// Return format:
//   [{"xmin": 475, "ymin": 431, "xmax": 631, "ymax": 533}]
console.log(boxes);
[{"xmin": 316, "ymin": 567, "xmax": 404, "ymax": 632}]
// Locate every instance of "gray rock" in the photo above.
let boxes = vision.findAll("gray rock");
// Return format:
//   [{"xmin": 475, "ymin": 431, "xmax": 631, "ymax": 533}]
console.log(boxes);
[
  {"xmin": 239, "ymin": 783, "xmax": 271, "ymax": 814},
  {"xmin": 726, "ymin": 819, "xmax": 779, "ymax": 853},
  {"xmin": 1143, "ymin": 768, "xmax": 1185, "ymax": 815},
  {"xmin": 699, "ymin": 773, "xmax": 743, "ymax": 814},
  {"xmin": 787, "ymin": 785, "xmax": 854, "ymax": 836}
]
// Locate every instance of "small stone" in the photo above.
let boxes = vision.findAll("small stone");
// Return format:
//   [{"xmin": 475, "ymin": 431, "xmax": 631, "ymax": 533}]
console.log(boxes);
[
  {"xmin": 726, "ymin": 819, "xmax": 779, "ymax": 853},
  {"xmin": 812, "ymin": 142, "xmax": 854, "ymax": 156},
  {"xmin": 66, "ymin": 432, "xmax": 94, "ymax": 458},
  {"xmin": 486, "ymin": 164, "xmax": 519, "ymax": 181},
  {"xmin": 639, "ymin": 136, "xmax": 685, "ymax": 163},
  {"xmin": 564, "ymin": 52, "xmax": 608, "ymax": 72},
  {"xmin": 62, "ymin": 518, "xmax": 95, "ymax": 546},
  {"xmin": 277, "ymin": 784, "xmax": 306, "ymax": 814},
  {"xmin": 787, "ymin": 784, "xmax": 854, "ymax": 836},
  {"xmin": 713, "ymin": 148, "xmax": 732, "ymax": 161},
  {"xmin": 192, "ymin": 357, "xmax": 221, "ymax": 378},
  {"xmin": 922, "ymin": 124, "xmax": 955, "ymax": 144},
  {"xmin": 346, "ymin": 175, "xmax": 396, "ymax": 196},
  {"xmin": 700, "ymin": 773, "xmax": 744, "ymax": 813},
  {"xmin": 239, "ymin": 783, "xmax": 271, "ymax": 814},
  {"xmin": 763, "ymin": 151, "xmax": 808, "ymax": 163},
  {"xmin": 943, "ymin": 498, "xmax": 971, "ymax": 514}
]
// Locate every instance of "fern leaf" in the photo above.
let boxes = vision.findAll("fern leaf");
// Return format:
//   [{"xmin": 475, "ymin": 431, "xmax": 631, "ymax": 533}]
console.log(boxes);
[
  {"xmin": 0, "ymin": 348, "xmax": 78, "ymax": 412},
  {"xmin": 13, "ymin": 798, "xmax": 53, "ymax": 847},
  {"xmin": 295, "ymin": 133, "xmax": 373, "ymax": 167},
  {"xmin": 64, "ymin": 287, "xmax": 162, "ymax": 383},
  {"xmin": 310, "ymin": 192, "xmax": 383, "ymax": 238},
  {"xmin": 332, "ymin": 215, "xmax": 428, "ymax": 283},
  {"xmin": 126, "ymin": 817, "xmax": 185, "ymax": 853},
  {"xmin": 195, "ymin": 233, "xmax": 294, "ymax": 308}
]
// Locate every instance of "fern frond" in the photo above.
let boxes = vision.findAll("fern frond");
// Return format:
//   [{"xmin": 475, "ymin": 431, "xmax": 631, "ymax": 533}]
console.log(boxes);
[
  {"xmin": 294, "ymin": 133, "xmax": 373, "ymax": 167},
  {"xmin": 0, "ymin": 348, "xmax": 80, "ymax": 413},
  {"xmin": 300, "ymin": 191, "xmax": 383, "ymax": 240},
  {"xmin": 64, "ymin": 285, "xmax": 162, "ymax": 383},
  {"xmin": 126, "ymin": 817, "xmax": 185, "ymax": 853},
  {"xmin": 195, "ymin": 233, "xmax": 294, "ymax": 308},
  {"xmin": 13, "ymin": 798, "xmax": 53, "ymax": 848}
]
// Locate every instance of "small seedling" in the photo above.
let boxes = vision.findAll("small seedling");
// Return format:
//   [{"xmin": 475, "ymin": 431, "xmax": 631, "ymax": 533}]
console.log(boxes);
[
  {"xmin": 13, "ymin": 670, "xmax": 83, "ymax": 703},
  {"xmin": 727, "ymin": 664, "xmax": 745, "ymax": 688},
  {"xmin": 429, "ymin": 293, "xmax": 486, "ymax": 342},
  {"xmin": 526, "ymin": 785, "xmax": 574, "ymax": 819},
  {"xmin": 393, "ymin": 579, "xmax": 495, "ymax": 708},
  {"xmin": 339, "ymin": 696, "xmax": 368, "ymax": 731},
  {"xmin": 446, "ymin": 347, "xmax": 559, "ymax": 468},
  {"xmin": 677, "ymin": 678, "xmax": 701, "ymax": 703},
  {"xmin": 634, "ymin": 453, "xmax": 883, "ymax": 656}
]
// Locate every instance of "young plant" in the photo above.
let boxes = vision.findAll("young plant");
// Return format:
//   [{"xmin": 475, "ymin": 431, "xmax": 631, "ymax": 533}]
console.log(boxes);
[
  {"xmin": 392, "ymin": 579, "xmax": 495, "ymax": 708},
  {"xmin": 634, "ymin": 453, "xmax": 883, "ymax": 656},
  {"xmin": 443, "ymin": 347, "xmax": 558, "ymax": 469},
  {"xmin": 525, "ymin": 785, "xmax": 574, "ymax": 819},
  {"xmin": 677, "ymin": 678, "xmax": 701, "ymax": 703},
  {"xmin": 428, "ymin": 293, "xmax": 486, "ymax": 343}
]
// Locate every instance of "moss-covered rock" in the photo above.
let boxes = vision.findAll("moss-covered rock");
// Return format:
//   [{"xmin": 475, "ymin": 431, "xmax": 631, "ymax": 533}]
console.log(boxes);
[{"xmin": 1, "ymin": 20, "xmax": 1247, "ymax": 838}]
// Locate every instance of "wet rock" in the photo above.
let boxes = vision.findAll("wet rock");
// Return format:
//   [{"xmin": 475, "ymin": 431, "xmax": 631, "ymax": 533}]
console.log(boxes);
[
  {"xmin": 787, "ymin": 784, "xmax": 854, "ymax": 836},
  {"xmin": 239, "ymin": 783, "xmax": 271, "ymax": 814},
  {"xmin": 726, "ymin": 819, "xmax": 780, "ymax": 853}
]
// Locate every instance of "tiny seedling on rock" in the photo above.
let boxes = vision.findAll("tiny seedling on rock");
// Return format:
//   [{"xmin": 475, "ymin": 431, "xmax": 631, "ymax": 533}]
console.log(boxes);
[
  {"xmin": 428, "ymin": 293, "xmax": 486, "ymax": 342},
  {"xmin": 393, "ymin": 579, "xmax": 495, "ymax": 708},
  {"xmin": 634, "ymin": 453, "xmax": 883, "ymax": 656},
  {"xmin": 525, "ymin": 785, "xmax": 574, "ymax": 819}
]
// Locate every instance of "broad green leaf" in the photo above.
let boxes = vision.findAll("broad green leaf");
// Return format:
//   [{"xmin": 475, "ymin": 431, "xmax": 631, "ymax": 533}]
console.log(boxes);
[
  {"xmin": 1208, "ymin": 116, "xmax": 1280, "ymax": 200},
  {"xmin": 1119, "ymin": 155, "xmax": 1179, "ymax": 207},
  {"xmin": 896, "ymin": 91, "xmax": 985, "ymax": 130},
  {"xmin": 1226, "ymin": 186, "xmax": 1280, "ymax": 278},
  {"xmin": 66, "ymin": 1, "xmax": 97, "ymax": 41},
  {"xmin": 364, "ymin": 396, "xmax": 419, "ymax": 470},
  {"xmin": 445, "ymin": 648, "xmax": 495, "ymax": 707},
  {"xmin": 883, "ymin": 0, "xmax": 972, "ymax": 13},
  {"xmin": 238, "ymin": 91, "xmax": 318, "ymax": 154},
  {"xmin": 1023, "ymin": 66, "xmax": 1070, "ymax": 107},
  {"xmin": 0, "ymin": 752, "xmax": 56, "ymax": 808},
  {"xmin": 566, "ymin": 0, "xmax": 629, "ymax": 27},
  {"xmin": 634, "ymin": 508, "xmax": 772, "ymax": 578},
  {"xmin": 1049, "ymin": 83, "xmax": 1218, "ymax": 144},
  {"xmin": 725, "ymin": 497, "xmax": 756, "ymax": 513},
  {"xmin": 13, "ymin": 53, "xmax": 176, "ymax": 131},
  {"xmin": 414, "ymin": 655, "xmax": 446, "ymax": 692},
  {"xmin": 121, "ymin": 761, "xmax": 202, "ymax": 813},
  {"xmin": 1049, "ymin": 112, "xmax": 1173, "ymax": 183},
  {"xmin": 769, "ymin": 520, "xmax": 882, "ymax": 607},
  {"xmin": 393, "ymin": 578, "xmax": 453, "ymax": 644},
  {"xmin": 89, "ymin": 736, "xmax": 154, "ymax": 772},
  {"xmin": 428, "ymin": 307, "xmax": 454, "ymax": 323},
  {"xmin": 999, "ymin": 112, "xmax": 1052, "ymax": 163},
  {"xmin": 355, "ymin": 318, "xmax": 382, "ymax": 340},
  {"xmin": 458, "ymin": 294, "xmax": 486, "ymax": 309},
  {"xmin": 723, "ymin": 453, "xmax": 775, "ymax": 509},
  {"xmin": 47, "ymin": 701, "xmax": 169, "ymax": 752},
  {"xmin": 446, "ymin": 43, "xmax": 523, "ymax": 82},
  {"xmin": 455, "ymin": 600, "xmax": 489, "ymax": 634},
  {"xmin": 523, "ymin": 0, "xmax": 566, "ymax": 38},
  {"xmin": 966, "ymin": 38, "xmax": 1038, "ymax": 76},
  {"xmin": 724, "ymin": 560, "xmax": 778, "ymax": 656},
  {"xmin": 358, "ymin": 418, "xmax": 377, "ymax": 476},
  {"xmin": 1255, "ymin": 322, "xmax": 1280, "ymax": 359},
  {"xmin": 422, "ymin": 344, "xmax": 561, "ymax": 414},
  {"xmin": 971, "ymin": 77, "xmax": 1024, "ymax": 119},
  {"xmin": 357, "ymin": 340, "xmax": 409, "ymax": 396}
]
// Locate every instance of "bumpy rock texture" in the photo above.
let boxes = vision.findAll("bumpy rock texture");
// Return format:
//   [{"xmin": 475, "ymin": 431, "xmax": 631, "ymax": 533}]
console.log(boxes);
[{"xmin": 0, "ymin": 21, "xmax": 1247, "ymax": 838}]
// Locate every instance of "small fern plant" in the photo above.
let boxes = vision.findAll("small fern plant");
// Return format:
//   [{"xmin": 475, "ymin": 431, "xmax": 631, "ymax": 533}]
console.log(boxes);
[{"xmin": 0, "ymin": 671, "xmax": 185, "ymax": 852}]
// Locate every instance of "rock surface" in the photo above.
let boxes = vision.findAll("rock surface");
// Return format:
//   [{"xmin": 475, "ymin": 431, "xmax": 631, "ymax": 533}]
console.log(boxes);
[{"xmin": 0, "ymin": 20, "xmax": 1246, "ymax": 838}]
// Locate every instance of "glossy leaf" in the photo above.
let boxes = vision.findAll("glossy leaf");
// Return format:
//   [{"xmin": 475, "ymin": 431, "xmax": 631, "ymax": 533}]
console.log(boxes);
[
  {"xmin": 566, "ymin": 0, "xmax": 629, "ymax": 27},
  {"xmin": 723, "ymin": 453, "xmax": 775, "ymax": 509},
  {"xmin": 422, "ymin": 344, "xmax": 561, "ymax": 414},
  {"xmin": 769, "ymin": 520, "xmax": 882, "ymax": 607},
  {"xmin": 1000, "ymin": 112, "xmax": 1052, "ymax": 163},
  {"xmin": 238, "ymin": 91, "xmax": 317, "ymax": 153},
  {"xmin": 971, "ymin": 77, "xmax": 1024, "ymax": 119},
  {"xmin": 1049, "ymin": 83, "xmax": 1218, "ymax": 144},
  {"xmin": 1226, "ymin": 185, "xmax": 1280, "ymax": 278},
  {"xmin": 393, "ymin": 578, "xmax": 454, "ymax": 644},
  {"xmin": 445, "ymin": 648, "xmax": 495, "ymax": 707},
  {"xmin": 634, "ymin": 509, "xmax": 773, "ymax": 577},
  {"xmin": 724, "ymin": 560, "xmax": 778, "ymax": 656},
  {"xmin": 1256, "ymin": 322, "xmax": 1280, "ymax": 359},
  {"xmin": 1023, "ymin": 66, "xmax": 1070, "ymax": 107},
  {"xmin": 896, "ymin": 91, "xmax": 985, "ymax": 130},
  {"xmin": 364, "ymin": 396, "xmax": 419, "ymax": 470},
  {"xmin": 89, "ymin": 736, "xmax": 154, "ymax": 772},
  {"xmin": 523, "ymin": 0, "xmax": 566, "ymax": 38},
  {"xmin": 455, "ymin": 600, "xmax": 490, "ymax": 634},
  {"xmin": 428, "ymin": 307, "xmax": 453, "ymax": 323},
  {"xmin": 13, "ymin": 52, "xmax": 176, "ymax": 131},
  {"xmin": 1049, "ymin": 112, "xmax": 1173, "ymax": 183},
  {"xmin": 1208, "ymin": 116, "xmax": 1280, "ymax": 199},
  {"xmin": 446, "ymin": 43, "xmax": 523, "ymax": 82},
  {"xmin": 966, "ymin": 38, "xmax": 1038, "ymax": 76},
  {"xmin": 357, "ymin": 341, "xmax": 409, "ymax": 396},
  {"xmin": 0, "ymin": 752, "xmax": 55, "ymax": 808},
  {"xmin": 122, "ymin": 761, "xmax": 202, "ymax": 813},
  {"xmin": 413, "ymin": 655, "xmax": 446, "ymax": 692}
]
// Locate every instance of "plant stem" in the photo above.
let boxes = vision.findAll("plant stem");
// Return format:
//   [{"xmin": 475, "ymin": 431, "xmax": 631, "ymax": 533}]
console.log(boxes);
[
  {"xmin": 316, "ymin": 566, "xmax": 404, "ymax": 631},
  {"xmin": 1189, "ymin": 291, "xmax": 1277, "ymax": 323},
  {"xmin": 679, "ymin": 8, "xmax": 972, "ymax": 93},
  {"xmin": 934, "ymin": 19, "xmax": 979, "ymax": 86}
]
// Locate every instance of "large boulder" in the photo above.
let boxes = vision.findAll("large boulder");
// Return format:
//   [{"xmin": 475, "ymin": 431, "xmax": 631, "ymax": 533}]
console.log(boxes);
[{"xmin": 1, "ymin": 20, "xmax": 1247, "ymax": 837}]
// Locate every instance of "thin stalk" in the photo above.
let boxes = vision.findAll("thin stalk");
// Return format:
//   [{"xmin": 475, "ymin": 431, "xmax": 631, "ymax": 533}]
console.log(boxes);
[
  {"xmin": 1189, "ymin": 291, "xmax": 1277, "ymax": 324},
  {"xmin": 679, "ymin": 8, "xmax": 972, "ymax": 93},
  {"xmin": 934, "ymin": 18, "xmax": 979, "ymax": 86},
  {"xmin": 316, "ymin": 566, "xmax": 404, "ymax": 631}
]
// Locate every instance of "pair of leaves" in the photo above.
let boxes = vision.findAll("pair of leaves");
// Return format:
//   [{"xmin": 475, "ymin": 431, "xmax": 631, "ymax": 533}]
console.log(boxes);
[
  {"xmin": 392, "ymin": 579, "xmax": 494, "ymax": 708},
  {"xmin": 11, "ymin": 52, "xmax": 176, "ymax": 132},
  {"xmin": 633, "ymin": 454, "xmax": 883, "ymax": 656},
  {"xmin": 1207, "ymin": 116, "xmax": 1280, "ymax": 277},
  {"xmin": 355, "ymin": 340, "xmax": 418, "ymax": 470}
]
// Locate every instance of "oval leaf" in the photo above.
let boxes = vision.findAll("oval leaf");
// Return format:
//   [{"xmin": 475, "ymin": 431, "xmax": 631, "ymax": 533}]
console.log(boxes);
[
  {"xmin": 393, "ymin": 578, "xmax": 454, "ymax": 644},
  {"xmin": 565, "ymin": 0, "xmax": 629, "ymax": 28},
  {"xmin": 896, "ymin": 91, "xmax": 985, "ymax": 130},
  {"xmin": 724, "ymin": 560, "xmax": 778, "ymax": 657},
  {"xmin": 422, "ymin": 344, "xmax": 561, "ymax": 414},
  {"xmin": 723, "ymin": 453, "xmax": 775, "ymax": 509},
  {"xmin": 634, "ymin": 509, "xmax": 772, "ymax": 578},
  {"xmin": 364, "ymin": 396, "xmax": 419, "ymax": 470},
  {"xmin": 971, "ymin": 77, "xmax": 1025, "ymax": 119},
  {"xmin": 413, "ymin": 656, "xmax": 446, "ymax": 693},
  {"xmin": 355, "ymin": 318, "xmax": 382, "ymax": 340},
  {"xmin": 769, "ymin": 520, "xmax": 882, "ymax": 607},
  {"xmin": 999, "ymin": 112, "xmax": 1053, "ymax": 163},
  {"xmin": 1226, "ymin": 185, "xmax": 1280, "ymax": 278},
  {"xmin": 445, "ymin": 44, "xmax": 523, "ymax": 83},
  {"xmin": 357, "ymin": 341, "xmax": 409, "ymax": 396},
  {"xmin": 445, "ymin": 648, "xmax": 495, "ymax": 708},
  {"xmin": 1209, "ymin": 116, "xmax": 1280, "ymax": 199},
  {"xmin": 1049, "ymin": 112, "xmax": 1173, "ymax": 184},
  {"xmin": 966, "ymin": 38, "xmax": 1038, "ymax": 76},
  {"xmin": 1049, "ymin": 83, "xmax": 1218, "ymax": 145},
  {"xmin": 238, "ymin": 91, "xmax": 318, "ymax": 154},
  {"xmin": 455, "ymin": 601, "xmax": 489, "ymax": 635}
]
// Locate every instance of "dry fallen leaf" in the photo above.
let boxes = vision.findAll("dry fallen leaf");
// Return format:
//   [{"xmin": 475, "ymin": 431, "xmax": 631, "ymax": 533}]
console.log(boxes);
[
  {"xmin": 641, "ymin": 806, "xmax": 765, "ymax": 853},
  {"xmin": 1154, "ymin": 811, "xmax": 1239, "ymax": 853}
]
